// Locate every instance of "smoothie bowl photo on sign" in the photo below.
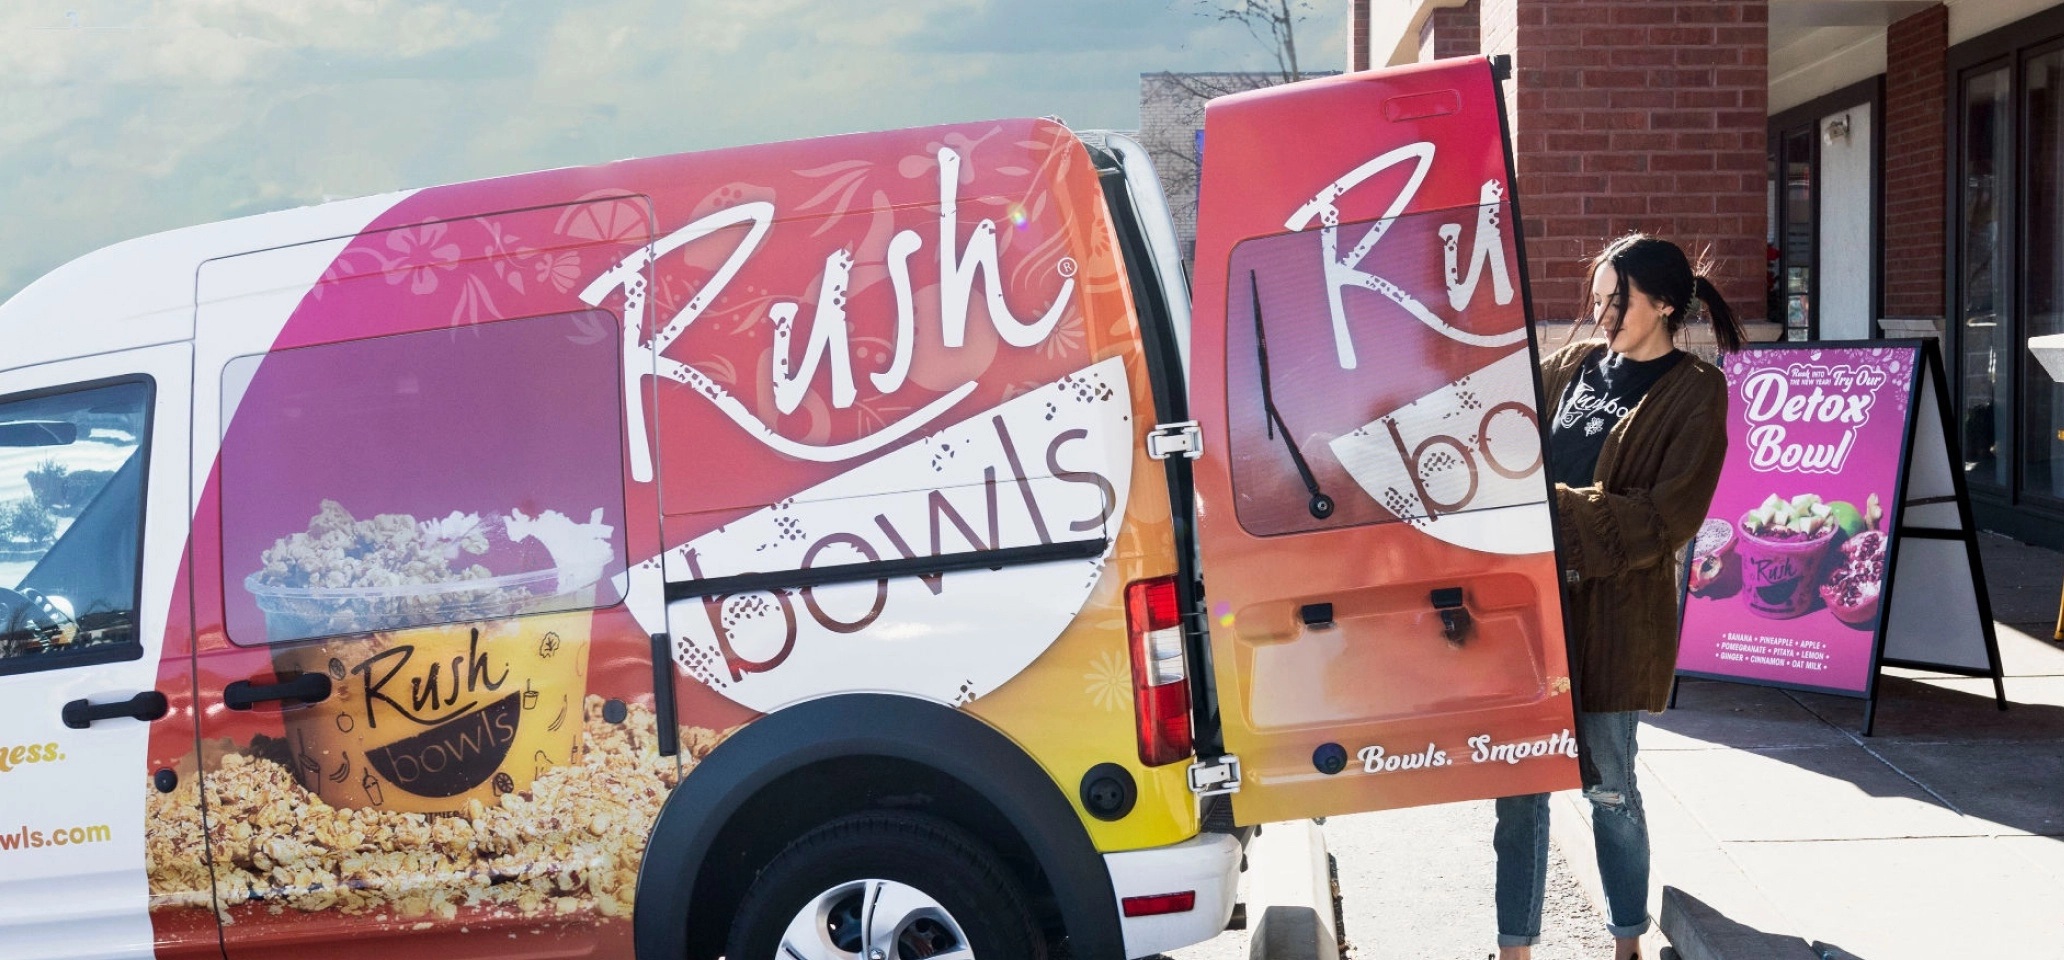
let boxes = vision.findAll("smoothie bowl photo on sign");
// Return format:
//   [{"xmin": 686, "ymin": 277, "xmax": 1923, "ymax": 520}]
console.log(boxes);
[
  {"xmin": 247, "ymin": 500, "xmax": 614, "ymax": 814},
  {"xmin": 1734, "ymin": 493, "xmax": 1840, "ymax": 619}
]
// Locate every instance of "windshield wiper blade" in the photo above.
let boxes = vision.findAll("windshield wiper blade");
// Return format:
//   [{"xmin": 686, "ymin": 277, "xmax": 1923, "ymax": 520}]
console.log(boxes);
[{"xmin": 1250, "ymin": 271, "xmax": 1335, "ymax": 520}]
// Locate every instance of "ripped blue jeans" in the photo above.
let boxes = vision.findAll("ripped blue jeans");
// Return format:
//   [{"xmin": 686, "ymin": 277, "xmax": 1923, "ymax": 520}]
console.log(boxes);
[{"xmin": 1493, "ymin": 709, "xmax": 1650, "ymax": 946}]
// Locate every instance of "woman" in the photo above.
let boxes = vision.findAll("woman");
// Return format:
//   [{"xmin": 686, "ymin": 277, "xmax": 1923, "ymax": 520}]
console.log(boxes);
[{"xmin": 1493, "ymin": 234, "xmax": 1746, "ymax": 960}]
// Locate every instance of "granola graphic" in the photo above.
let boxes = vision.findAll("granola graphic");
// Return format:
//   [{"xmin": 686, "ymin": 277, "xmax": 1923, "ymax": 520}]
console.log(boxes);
[{"xmin": 147, "ymin": 698, "xmax": 732, "ymax": 923}]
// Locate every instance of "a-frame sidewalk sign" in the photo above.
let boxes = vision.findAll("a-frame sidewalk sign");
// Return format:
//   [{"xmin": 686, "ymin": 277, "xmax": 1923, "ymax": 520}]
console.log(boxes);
[{"xmin": 1672, "ymin": 339, "xmax": 2006, "ymax": 735}]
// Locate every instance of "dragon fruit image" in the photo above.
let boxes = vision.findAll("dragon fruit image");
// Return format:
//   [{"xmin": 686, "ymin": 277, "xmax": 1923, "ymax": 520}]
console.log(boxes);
[{"xmin": 1688, "ymin": 517, "xmax": 1740, "ymax": 598}]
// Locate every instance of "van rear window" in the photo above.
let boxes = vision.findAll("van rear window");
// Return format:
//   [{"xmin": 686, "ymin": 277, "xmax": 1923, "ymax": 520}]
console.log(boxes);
[
  {"xmin": 1223, "ymin": 210, "xmax": 1542, "ymax": 537},
  {"xmin": 219, "ymin": 310, "xmax": 628, "ymax": 645},
  {"xmin": 0, "ymin": 378, "xmax": 151, "ymax": 673}
]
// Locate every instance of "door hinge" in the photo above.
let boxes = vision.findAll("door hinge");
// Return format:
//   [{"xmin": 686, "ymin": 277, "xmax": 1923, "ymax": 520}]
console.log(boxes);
[
  {"xmin": 1187, "ymin": 754, "xmax": 1242, "ymax": 797},
  {"xmin": 1147, "ymin": 421, "xmax": 1204, "ymax": 460}
]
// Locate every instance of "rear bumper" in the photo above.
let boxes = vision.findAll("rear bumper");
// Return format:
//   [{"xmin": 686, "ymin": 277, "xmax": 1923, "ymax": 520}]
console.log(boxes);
[{"xmin": 1102, "ymin": 832, "xmax": 1242, "ymax": 958}]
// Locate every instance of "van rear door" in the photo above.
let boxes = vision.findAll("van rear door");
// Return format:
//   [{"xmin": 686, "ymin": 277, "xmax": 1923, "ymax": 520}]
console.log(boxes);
[{"xmin": 1191, "ymin": 57, "xmax": 1580, "ymax": 825}]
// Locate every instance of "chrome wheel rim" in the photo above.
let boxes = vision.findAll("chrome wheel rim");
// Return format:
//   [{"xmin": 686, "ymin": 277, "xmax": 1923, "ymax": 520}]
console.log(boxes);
[{"xmin": 777, "ymin": 878, "xmax": 972, "ymax": 960}]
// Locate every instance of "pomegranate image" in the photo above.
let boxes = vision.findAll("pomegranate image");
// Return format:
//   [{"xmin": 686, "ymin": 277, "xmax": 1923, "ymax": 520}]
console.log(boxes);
[{"xmin": 1819, "ymin": 529, "xmax": 1888, "ymax": 625}]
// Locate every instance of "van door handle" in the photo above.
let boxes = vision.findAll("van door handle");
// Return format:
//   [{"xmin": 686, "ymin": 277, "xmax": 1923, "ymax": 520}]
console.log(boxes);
[
  {"xmin": 1430, "ymin": 587, "xmax": 1471, "ymax": 645},
  {"xmin": 62, "ymin": 691, "xmax": 169, "ymax": 729},
  {"xmin": 224, "ymin": 673, "xmax": 332, "ymax": 710}
]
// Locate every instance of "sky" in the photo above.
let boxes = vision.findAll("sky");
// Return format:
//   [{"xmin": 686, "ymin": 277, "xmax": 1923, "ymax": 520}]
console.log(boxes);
[{"xmin": 0, "ymin": 0, "xmax": 1344, "ymax": 303}]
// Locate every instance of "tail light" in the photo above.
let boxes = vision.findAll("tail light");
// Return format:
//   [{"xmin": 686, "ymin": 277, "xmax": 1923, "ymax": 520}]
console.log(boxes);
[
  {"xmin": 1122, "ymin": 891, "xmax": 1197, "ymax": 917},
  {"xmin": 1125, "ymin": 575, "xmax": 1193, "ymax": 766}
]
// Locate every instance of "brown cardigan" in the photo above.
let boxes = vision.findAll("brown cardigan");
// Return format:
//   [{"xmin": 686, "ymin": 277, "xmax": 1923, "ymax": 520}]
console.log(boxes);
[{"xmin": 1542, "ymin": 340, "xmax": 1730, "ymax": 713}]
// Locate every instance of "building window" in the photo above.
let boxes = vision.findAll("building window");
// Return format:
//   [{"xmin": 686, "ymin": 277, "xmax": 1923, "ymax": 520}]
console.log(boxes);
[
  {"xmin": 1940, "ymin": 4, "xmax": 2064, "ymax": 539},
  {"xmin": 2021, "ymin": 45, "xmax": 2064, "ymax": 502}
]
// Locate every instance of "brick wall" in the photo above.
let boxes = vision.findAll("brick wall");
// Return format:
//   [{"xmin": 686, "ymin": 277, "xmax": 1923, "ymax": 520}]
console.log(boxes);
[
  {"xmin": 1352, "ymin": 0, "xmax": 1371, "ymax": 71},
  {"xmin": 1419, "ymin": 0, "xmax": 1482, "ymax": 62},
  {"xmin": 1483, "ymin": 0, "xmax": 1769, "ymax": 326},
  {"xmin": 1884, "ymin": 5, "xmax": 1947, "ymax": 319}
]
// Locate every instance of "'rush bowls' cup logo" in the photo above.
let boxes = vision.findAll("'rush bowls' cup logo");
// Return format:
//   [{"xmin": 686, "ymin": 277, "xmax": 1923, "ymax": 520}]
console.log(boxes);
[
  {"xmin": 1330, "ymin": 348, "xmax": 1552, "ymax": 555},
  {"xmin": 363, "ymin": 691, "xmax": 521, "ymax": 797},
  {"xmin": 273, "ymin": 612, "xmax": 593, "ymax": 814}
]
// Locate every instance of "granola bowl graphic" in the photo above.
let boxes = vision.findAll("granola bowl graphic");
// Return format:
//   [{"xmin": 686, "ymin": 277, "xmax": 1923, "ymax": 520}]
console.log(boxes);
[
  {"xmin": 1734, "ymin": 494, "xmax": 1838, "ymax": 620},
  {"xmin": 245, "ymin": 565, "xmax": 587, "ymax": 642},
  {"xmin": 248, "ymin": 501, "xmax": 613, "ymax": 814}
]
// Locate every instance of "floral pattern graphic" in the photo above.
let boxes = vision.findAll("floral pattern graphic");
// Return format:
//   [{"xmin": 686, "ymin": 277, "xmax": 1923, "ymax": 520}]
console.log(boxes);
[
  {"xmin": 1084, "ymin": 648, "xmax": 1131, "ymax": 712},
  {"xmin": 383, "ymin": 221, "xmax": 461, "ymax": 295}
]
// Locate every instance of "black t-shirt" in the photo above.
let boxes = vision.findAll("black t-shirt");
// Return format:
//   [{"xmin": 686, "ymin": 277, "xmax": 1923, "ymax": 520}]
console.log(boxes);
[{"xmin": 1548, "ymin": 347, "xmax": 1685, "ymax": 489}]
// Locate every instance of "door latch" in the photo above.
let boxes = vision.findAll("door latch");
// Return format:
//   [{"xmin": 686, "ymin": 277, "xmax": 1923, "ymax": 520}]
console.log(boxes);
[
  {"xmin": 1187, "ymin": 754, "xmax": 1242, "ymax": 797},
  {"xmin": 1146, "ymin": 421, "xmax": 1204, "ymax": 460},
  {"xmin": 1431, "ymin": 587, "xmax": 1471, "ymax": 645}
]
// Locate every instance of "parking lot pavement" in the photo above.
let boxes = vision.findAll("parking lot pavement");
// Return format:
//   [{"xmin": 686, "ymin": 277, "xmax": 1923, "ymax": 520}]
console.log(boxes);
[{"xmin": 1163, "ymin": 802, "xmax": 1615, "ymax": 959}]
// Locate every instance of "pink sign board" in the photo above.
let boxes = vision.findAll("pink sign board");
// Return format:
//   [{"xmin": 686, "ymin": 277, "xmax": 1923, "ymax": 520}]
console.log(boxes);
[{"xmin": 1676, "ymin": 344, "xmax": 1920, "ymax": 696}]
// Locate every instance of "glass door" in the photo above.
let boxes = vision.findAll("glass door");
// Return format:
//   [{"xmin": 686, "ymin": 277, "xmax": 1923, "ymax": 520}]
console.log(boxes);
[
  {"xmin": 1960, "ymin": 63, "xmax": 2013, "ymax": 492},
  {"xmin": 1768, "ymin": 121, "xmax": 1818, "ymax": 341},
  {"xmin": 2023, "ymin": 44, "xmax": 2064, "ymax": 505}
]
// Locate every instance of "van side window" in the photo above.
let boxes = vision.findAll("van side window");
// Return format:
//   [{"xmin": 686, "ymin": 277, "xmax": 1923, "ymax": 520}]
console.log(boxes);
[
  {"xmin": 0, "ymin": 378, "xmax": 152, "ymax": 674},
  {"xmin": 219, "ymin": 309, "xmax": 628, "ymax": 645}
]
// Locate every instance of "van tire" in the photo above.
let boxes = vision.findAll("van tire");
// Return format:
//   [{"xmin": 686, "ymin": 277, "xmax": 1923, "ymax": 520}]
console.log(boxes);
[{"xmin": 725, "ymin": 811, "xmax": 1047, "ymax": 960}]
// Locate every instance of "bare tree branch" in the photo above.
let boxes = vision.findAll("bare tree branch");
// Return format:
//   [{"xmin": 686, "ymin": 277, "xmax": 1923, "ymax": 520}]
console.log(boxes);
[{"xmin": 1192, "ymin": 0, "xmax": 1313, "ymax": 83}]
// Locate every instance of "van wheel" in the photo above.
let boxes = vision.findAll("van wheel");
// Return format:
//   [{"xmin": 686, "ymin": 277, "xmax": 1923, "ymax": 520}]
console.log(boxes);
[{"xmin": 725, "ymin": 811, "xmax": 1045, "ymax": 960}]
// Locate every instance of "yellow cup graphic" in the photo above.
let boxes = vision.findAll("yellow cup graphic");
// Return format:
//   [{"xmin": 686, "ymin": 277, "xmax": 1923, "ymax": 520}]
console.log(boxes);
[
  {"xmin": 249, "ymin": 505, "xmax": 616, "ymax": 814},
  {"xmin": 270, "ymin": 603, "xmax": 593, "ymax": 814}
]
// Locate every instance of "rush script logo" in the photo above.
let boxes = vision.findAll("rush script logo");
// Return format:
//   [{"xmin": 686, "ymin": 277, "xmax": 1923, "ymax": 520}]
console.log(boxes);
[
  {"xmin": 582, "ymin": 147, "xmax": 1077, "ymax": 480},
  {"xmin": 1285, "ymin": 141, "xmax": 1521, "ymax": 369},
  {"xmin": 1267, "ymin": 141, "xmax": 1547, "ymax": 553}
]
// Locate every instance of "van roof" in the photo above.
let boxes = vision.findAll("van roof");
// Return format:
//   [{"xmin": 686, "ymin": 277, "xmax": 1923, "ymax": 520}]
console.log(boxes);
[
  {"xmin": 0, "ymin": 116, "xmax": 1081, "ymax": 377},
  {"xmin": 0, "ymin": 190, "xmax": 410, "ymax": 375}
]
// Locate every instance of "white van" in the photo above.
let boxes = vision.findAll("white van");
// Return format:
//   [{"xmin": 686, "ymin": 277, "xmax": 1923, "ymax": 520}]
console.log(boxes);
[{"xmin": 0, "ymin": 57, "xmax": 1580, "ymax": 960}]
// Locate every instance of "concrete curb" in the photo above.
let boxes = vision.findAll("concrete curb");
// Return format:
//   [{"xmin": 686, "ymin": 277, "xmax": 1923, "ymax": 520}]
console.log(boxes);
[
  {"xmin": 1241, "ymin": 820, "xmax": 1339, "ymax": 960},
  {"xmin": 1658, "ymin": 887, "xmax": 1820, "ymax": 960}
]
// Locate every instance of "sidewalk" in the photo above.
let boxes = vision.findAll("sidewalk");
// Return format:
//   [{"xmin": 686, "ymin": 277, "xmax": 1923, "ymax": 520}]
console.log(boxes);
[{"xmin": 1550, "ymin": 531, "xmax": 2064, "ymax": 959}]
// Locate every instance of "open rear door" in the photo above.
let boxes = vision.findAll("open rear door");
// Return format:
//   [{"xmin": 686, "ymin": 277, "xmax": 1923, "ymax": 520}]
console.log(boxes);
[{"xmin": 1192, "ymin": 57, "xmax": 1579, "ymax": 825}]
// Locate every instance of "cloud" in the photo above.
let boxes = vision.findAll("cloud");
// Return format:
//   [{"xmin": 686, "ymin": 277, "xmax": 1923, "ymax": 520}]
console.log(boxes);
[{"xmin": 0, "ymin": 0, "xmax": 1342, "ymax": 301}]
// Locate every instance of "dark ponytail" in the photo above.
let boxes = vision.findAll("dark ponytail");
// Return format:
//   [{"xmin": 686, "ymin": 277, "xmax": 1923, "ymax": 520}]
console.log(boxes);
[
  {"xmin": 1689, "ymin": 273, "xmax": 1745, "ymax": 353},
  {"xmin": 1582, "ymin": 233, "xmax": 1750, "ymax": 356}
]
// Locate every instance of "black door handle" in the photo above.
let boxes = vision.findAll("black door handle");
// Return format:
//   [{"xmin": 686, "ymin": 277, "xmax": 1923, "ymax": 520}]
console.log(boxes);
[
  {"xmin": 1431, "ymin": 586, "xmax": 1472, "ymax": 645},
  {"xmin": 224, "ymin": 673, "xmax": 332, "ymax": 710},
  {"xmin": 62, "ymin": 691, "xmax": 168, "ymax": 729}
]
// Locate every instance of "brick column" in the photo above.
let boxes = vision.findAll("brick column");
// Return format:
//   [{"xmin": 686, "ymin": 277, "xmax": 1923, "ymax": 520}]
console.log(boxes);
[
  {"xmin": 1351, "ymin": 0, "xmax": 1371, "ymax": 71},
  {"xmin": 1884, "ymin": 5, "xmax": 1947, "ymax": 319},
  {"xmin": 1482, "ymin": 0, "xmax": 1770, "ymax": 328},
  {"xmin": 1419, "ymin": 0, "xmax": 1482, "ymax": 62}
]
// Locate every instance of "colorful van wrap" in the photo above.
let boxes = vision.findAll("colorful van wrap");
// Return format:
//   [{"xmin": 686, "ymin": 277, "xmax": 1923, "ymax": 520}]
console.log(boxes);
[
  {"xmin": 0, "ymin": 57, "xmax": 1576, "ymax": 960},
  {"xmin": 0, "ymin": 118, "xmax": 1184, "ymax": 958},
  {"xmin": 1192, "ymin": 62, "xmax": 1581, "ymax": 825}
]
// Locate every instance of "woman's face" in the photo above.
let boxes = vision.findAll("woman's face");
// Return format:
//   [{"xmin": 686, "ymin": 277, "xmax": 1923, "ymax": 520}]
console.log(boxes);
[{"xmin": 1591, "ymin": 263, "xmax": 1674, "ymax": 359}]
